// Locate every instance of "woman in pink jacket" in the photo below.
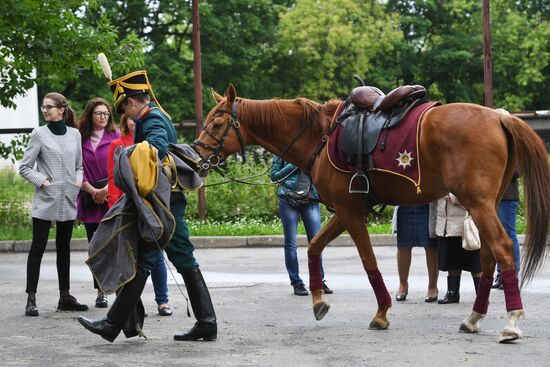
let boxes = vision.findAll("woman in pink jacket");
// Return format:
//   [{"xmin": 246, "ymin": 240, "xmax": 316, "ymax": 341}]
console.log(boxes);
[{"xmin": 77, "ymin": 98, "xmax": 120, "ymax": 308}]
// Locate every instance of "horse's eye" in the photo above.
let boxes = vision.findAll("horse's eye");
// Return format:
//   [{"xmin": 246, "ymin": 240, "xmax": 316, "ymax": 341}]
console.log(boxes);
[{"xmin": 212, "ymin": 121, "xmax": 224, "ymax": 129}]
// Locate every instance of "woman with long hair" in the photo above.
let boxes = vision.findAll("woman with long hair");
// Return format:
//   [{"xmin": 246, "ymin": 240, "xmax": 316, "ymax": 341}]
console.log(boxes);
[
  {"xmin": 19, "ymin": 92, "xmax": 89, "ymax": 316},
  {"xmin": 77, "ymin": 97, "xmax": 120, "ymax": 308}
]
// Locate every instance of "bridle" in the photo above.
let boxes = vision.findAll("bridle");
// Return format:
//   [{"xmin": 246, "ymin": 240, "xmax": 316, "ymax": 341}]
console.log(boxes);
[
  {"xmin": 193, "ymin": 99, "xmax": 322, "ymax": 174},
  {"xmin": 193, "ymin": 101, "xmax": 246, "ymax": 170}
]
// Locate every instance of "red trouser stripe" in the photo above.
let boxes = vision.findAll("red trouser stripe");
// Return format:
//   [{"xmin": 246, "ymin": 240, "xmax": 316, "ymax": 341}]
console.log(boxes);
[
  {"xmin": 501, "ymin": 270, "xmax": 523, "ymax": 311},
  {"xmin": 308, "ymin": 255, "xmax": 323, "ymax": 290},
  {"xmin": 367, "ymin": 268, "xmax": 392, "ymax": 307},
  {"xmin": 473, "ymin": 275, "xmax": 493, "ymax": 315}
]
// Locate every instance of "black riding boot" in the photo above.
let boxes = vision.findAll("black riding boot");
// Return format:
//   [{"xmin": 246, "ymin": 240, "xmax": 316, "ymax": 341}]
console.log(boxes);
[
  {"xmin": 438, "ymin": 275, "xmax": 461, "ymax": 304},
  {"xmin": 78, "ymin": 274, "xmax": 147, "ymax": 342},
  {"xmin": 174, "ymin": 268, "xmax": 217, "ymax": 341},
  {"xmin": 25, "ymin": 291, "xmax": 38, "ymax": 316},
  {"xmin": 472, "ymin": 276, "xmax": 480, "ymax": 294}
]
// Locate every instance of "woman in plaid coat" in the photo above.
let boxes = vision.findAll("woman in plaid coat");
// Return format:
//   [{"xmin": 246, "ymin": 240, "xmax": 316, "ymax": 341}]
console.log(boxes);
[{"xmin": 19, "ymin": 92, "xmax": 89, "ymax": 316}]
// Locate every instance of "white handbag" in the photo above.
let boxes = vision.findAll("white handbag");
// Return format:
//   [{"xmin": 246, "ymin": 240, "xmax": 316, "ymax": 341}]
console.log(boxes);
[{"xmin": 462, "ymin": 213, "xmax": 481, "ymax": 251}]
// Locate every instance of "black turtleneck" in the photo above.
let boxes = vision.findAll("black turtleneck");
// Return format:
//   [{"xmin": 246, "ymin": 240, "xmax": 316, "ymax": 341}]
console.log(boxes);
[{"xmin": 47, "ymin": 120, "xmax": 67, "ymax": 135}]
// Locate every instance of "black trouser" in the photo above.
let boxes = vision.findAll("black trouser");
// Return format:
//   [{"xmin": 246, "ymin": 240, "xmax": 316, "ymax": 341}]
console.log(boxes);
[
  {"xmin": 84, "ymin": 223, "xmax": 101, "ymax": 290},
  {"xmin": 26, "ymin": 218, "xmax": 74, "ymax": 293}
]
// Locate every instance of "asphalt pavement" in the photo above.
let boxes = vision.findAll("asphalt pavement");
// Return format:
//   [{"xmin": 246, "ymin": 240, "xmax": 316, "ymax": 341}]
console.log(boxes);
[{"xmin": 1, "ymin": 244, "xmax": 549, "ymax": 367}]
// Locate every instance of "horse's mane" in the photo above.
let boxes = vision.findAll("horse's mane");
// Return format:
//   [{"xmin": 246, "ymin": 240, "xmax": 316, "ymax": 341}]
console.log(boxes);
[{"xmin": 238, "ymin": 97, "xmax": 322, "ymax": 138}]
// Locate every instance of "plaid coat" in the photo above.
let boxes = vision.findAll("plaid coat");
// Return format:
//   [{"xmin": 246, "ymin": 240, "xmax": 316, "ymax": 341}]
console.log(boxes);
[{"xmin": 19, "ymin": 126, "xmax": 83, "ymax": 221}]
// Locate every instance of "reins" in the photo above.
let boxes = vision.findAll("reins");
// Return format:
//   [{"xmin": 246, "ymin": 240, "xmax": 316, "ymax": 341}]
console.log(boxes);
[
  {"xmin": 203, "ymin": 161, "xmax": 298, "ymax": 187},
  {"xmin": 194, "ymin": 99, "xmax": 323, "ymax": 185}
]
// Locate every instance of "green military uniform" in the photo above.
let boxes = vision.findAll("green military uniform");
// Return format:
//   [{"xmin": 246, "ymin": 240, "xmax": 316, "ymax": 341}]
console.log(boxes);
[
  {"xmin": 133, "ymin": 102, "xmax": 199, "ymax": 274},
  {"xmin": 78, "ymin": 68, "xmax": 216, "ymax": 343}
]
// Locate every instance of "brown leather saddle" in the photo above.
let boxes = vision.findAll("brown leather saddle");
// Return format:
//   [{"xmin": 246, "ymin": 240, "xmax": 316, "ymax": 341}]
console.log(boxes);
[
  {"xmin": 340, "ymin": 84, "xmax": 427, "ymax": 159},
  {"xmin": 336, "ymin": 79, "xmax": 427, "ymax": 199}
]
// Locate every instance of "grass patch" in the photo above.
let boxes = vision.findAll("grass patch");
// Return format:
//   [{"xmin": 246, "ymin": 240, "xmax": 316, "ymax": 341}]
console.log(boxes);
[{"xmin": 186, "ymin": 217, "xmax": 392, "ymax": 236}]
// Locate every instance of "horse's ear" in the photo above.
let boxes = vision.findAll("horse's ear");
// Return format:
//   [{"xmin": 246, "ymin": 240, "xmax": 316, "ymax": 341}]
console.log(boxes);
[
  {"xmin": 226, "ymin": 83, "xmax": 237, "ymax": 104},
  {"xmin": 211, "ymin": 88, "xmax": 224, "ymax": 103}
]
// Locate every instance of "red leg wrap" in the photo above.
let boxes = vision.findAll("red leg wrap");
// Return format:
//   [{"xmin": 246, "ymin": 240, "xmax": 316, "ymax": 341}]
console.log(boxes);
[
  {"xmin": 473, "ymin": 275, "xmax": 493, "ymax": 315},
  {"xmin": 367, "ymin": 268, "xmax": 392, "ymax": 307},
  {"xmin": 308, "ymin": 255, "xmax": 323, "ymax": 290},
  {"xmin": 501, "ymin": 270, "xmax": 523, "ymax": 311}
]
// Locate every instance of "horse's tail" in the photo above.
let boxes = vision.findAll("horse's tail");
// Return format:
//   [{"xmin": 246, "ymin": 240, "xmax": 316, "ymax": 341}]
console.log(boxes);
[{"xmin": 500, "ymin": 114, "xmax": 550, "ymax": 286}]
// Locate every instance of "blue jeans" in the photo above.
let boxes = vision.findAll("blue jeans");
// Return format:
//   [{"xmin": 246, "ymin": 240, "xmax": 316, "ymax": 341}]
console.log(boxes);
[
  {"xmin": 278, "ymin": 199, "xmax": 324, "ymax": 286},
  {"xmin": 151, "ymin": 251, "xmax": 169, "ymax": 305},
  {"xmin": 497, "ymin": 200, "xmax": 520, "ymax": 274}
]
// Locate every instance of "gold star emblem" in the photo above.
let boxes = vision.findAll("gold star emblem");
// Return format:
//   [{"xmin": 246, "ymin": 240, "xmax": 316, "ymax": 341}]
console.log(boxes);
[{"xmin": 396, "ymin": 150, "xmax": 414, "ymax": 169}]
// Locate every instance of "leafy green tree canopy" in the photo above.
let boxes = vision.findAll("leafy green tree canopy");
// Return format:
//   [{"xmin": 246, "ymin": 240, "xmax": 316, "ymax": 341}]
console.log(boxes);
[
  {"xmin": 273, "ymin": 0, "xmax": 403, "ymax": 101},
  {"xmin": 1, "ymin": 0, "xmax": 145, "ymax": 109}
]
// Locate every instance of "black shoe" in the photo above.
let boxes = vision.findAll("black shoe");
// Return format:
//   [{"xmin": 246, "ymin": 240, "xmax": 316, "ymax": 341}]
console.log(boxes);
[
  {"xmin": 25, "ymin": 300, "xmax": 39, "ymax": 316},
  {"xmin": 95, "ymin": 294, "xmax": 108, "ymax": 308},
  {"xmin": 58, "ymin": 295, "xmax": 89, "ymax": 311},
  {"xmin": 158, "ymin": 305, "xmax": 173, "ymax": 316},
  {"xmin": 77, "ymin": 316, "xmax": 121, "ymax": 343},
  {"xmin": 322, "ymin": 281, "xmax": 333, "ymax": 294},
  {"xmin": 174, "ymin": 323, "xmax": 217, "ymax": 341},
  {"xmin": 438, "ymin": 275, "xmax": 460, "ymax": 304},
  {"xmin": 424, "ymin": 292, "xmax": 439, "ymax": 303},
  {"xmin": 437, "ymin": 291, "xmax": 460, "ymax": 304},
  {"xmin": 395, "ymin": 292, "xmax": 408, "ymax": 302},
  {"xmin": 174, "ymin": 268, "xmax": 217, "ymax": 342},
  {"xmin": 293, "ymin": 283, "xmax": 308, "ymax": 296},
  {"xmin": 425, "ymin": 293, "xmax": 438, "ymax": 303}
]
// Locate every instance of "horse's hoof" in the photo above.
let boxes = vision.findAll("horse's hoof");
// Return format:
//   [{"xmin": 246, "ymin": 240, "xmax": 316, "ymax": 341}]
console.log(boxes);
[
  {"xmin": 498, "ymin": 327, "xmax": 523, "ymax": 343},
  {"xmin": 459, "ymin": 321, "xmax": 479, "ymax": 333},
  {"xmin": 368, "ymin": 318, "xmax": 390, "ymax": 330},
  {"xmin": 313, "ymin": 302, "xmax": 330, "ymax": 321},
  {"xmin": 459, "ymin": 311, "xmax": 483, "ymax": 333}
]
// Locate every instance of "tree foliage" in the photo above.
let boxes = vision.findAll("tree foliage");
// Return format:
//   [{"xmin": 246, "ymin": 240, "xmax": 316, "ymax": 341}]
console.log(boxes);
[
  {"xmin": 1, "ymin": 0, "xmax": 145, "ymax": 109},
  {"xmin": 273, "ymin": 0, "xmax": 403, "ymax": 100},
  {"xmin": 386, "ymin": 0, "xmax": 550, "ymax": 109},
  {"xmin": 3, "ymin": 0, "xmax": 550, "ymax": 115}
]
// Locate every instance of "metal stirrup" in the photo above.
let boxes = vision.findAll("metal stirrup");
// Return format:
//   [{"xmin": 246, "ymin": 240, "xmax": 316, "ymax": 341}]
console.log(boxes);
[{"xmin": 349, "ymin": 171, "xmax": 370, "ymax": 194}]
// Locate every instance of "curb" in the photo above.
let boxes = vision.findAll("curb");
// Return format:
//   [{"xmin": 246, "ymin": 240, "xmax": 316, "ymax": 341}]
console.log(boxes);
[
  {"xmin": 0, "ymin": 234, "xmax": 539, "ymax": 253},
  {"xmin": 0, "ymin": 234, "xmax": 392, "ymax": 252}
]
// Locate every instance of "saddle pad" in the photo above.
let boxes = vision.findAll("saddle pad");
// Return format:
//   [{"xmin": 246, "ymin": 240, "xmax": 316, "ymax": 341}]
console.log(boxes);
[{"xmin": 328, "ymin": 101, "xmax": 439, "ymax": 190}]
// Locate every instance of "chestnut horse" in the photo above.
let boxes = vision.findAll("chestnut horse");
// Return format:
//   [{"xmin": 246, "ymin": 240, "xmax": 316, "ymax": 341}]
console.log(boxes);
[{"xmin": 193, "ymin": 84, "xmax": 550, "ymax": 343}]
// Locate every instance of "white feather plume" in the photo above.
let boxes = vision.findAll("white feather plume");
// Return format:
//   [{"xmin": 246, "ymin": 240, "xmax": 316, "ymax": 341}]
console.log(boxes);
[{"xmin": 97, "ymin": 53, "xmax": 112, "ymax": 81}]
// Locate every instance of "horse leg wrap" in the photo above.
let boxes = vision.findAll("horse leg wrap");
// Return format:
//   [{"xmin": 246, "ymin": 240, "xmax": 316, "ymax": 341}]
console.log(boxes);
[
  {"xmin": 367, "ymin": 268, "xmax": 392, "ymax": 307},
  {"xmin": 473, "ymin": 275, "xmax": 493, "ymax": 315},
  {"xmin": 501, "ymin": 270, "xmax": 523, "ymax": 311},
  {"xmin": 308, "ymin": 255, "xmax": 323, "ymax": 290}
]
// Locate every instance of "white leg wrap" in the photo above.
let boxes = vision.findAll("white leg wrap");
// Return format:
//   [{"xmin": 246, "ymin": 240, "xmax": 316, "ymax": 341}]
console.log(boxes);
[
  {"xmin": 459, "ymin": 311, "xmax": 485, "ymax": 333},
  {"xmin": 499, "ymin": 310, "xmax": 524, "ymax": 343}
]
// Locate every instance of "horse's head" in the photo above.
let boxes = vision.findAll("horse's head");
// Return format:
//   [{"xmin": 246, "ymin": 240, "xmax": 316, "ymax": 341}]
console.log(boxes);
[{"xmin": 193, "ymin": 83, "xmax": 247, "ymax": 174}]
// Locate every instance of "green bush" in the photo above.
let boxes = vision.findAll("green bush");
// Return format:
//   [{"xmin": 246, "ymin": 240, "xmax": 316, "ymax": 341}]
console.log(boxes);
[
  {"xmin": 0, "ymin": 161, "xmax": 528, "ymax": 240},
  {"xmin": 0, "ymin": 168, "xmax": 34, "ymax": 239},
  {"xmin": 186, "ymin": 156, "xmax": 280, "ymax": 221}
]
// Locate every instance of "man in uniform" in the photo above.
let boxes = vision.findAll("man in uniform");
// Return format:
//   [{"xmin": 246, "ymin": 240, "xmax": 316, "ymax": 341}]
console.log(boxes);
[{"xmin": 78, "ymin": 70, "xmax": 217, "ymax": 342}]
